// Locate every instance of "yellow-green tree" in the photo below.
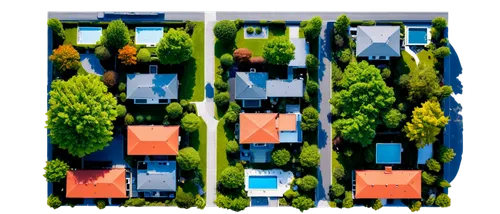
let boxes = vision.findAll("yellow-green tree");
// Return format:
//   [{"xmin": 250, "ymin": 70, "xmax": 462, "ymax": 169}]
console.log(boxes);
[{"xmin": 404, "ymin": 101, "xmax": 449, "ymax": 148}]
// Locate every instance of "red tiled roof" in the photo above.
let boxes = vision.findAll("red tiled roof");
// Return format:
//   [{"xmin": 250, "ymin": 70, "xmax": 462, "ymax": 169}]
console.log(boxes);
[
  {"xmin": 239, "ymin": 113, "xmax": 280, "ymax": 144},
  {"xmin": 66, "ymin": 169, "xmax": 127, "ymax": 198},
  {"xmin": 127, "ymin": 125, "xmax": 180, "ymax": 155},
  {"xmin": 355, "ymin": 169, "xmax": 421, "ymax": 199}
]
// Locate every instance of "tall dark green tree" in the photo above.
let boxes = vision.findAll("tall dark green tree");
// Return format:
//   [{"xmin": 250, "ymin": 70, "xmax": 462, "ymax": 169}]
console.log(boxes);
[{"xmin": 100, "ymin": 20, "xmax": 130, "ymax": 50}]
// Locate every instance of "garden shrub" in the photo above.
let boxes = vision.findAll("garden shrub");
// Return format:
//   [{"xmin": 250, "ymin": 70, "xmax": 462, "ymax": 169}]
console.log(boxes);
[
  {"xmin": 226, "ymin": 140, "xmax": 239, "ymax": 154},
  {"xmin": 181, "ymin": 113, "xmax": 201, "ymax": 133},
  {"xmin": 339, "ymin": 48, "xmax": 351, "ymax": 64},
  {"xmin": 214, "ymin": 92, "xmax": 230, "ymax": 107},
  {"xmin": 136, "ymin": 115, "xmax": 144, "ymax": 124},
  {"xmin": 229, "ymin": 102, "xmax": 241, "ymax": 114},
  {"xmin": 301, "ymin": 107, "xmax": 319, "ymax": 131},
  {"xmin": 292, "ymin": 196, "xmax": 315, "ymax": 212},
  {"xmin": 306, "ymin": 54, "xmax": 319, "ymax": 72},
  {"xmin": 272, "ymin": 149, "xmax": 291, "ymax": 167},
  {"xmin": 220, "ymin": 53, "xmax": 234, "ymax": 68},
  {"xmin": 43, "ymin": 159, "xmax": 69, "ymax": 183},
  {"xmin": 219, "ymin": 166, "xmax": 244, "ymax": 189},
  {"xmin": 362, "ymin": 20, "xmax": 376, "ymax": 26},
  {"xmin": 372, "ymin": 199, "xmax": 383, "ymax": 210},
  {"xmin": 124, "ymin": 113, "xmax": 134, "ymax": 125},
  {"xmin": 255, "ymin": 27, "xmax": 262, "ymax": 35},
  {"xmin": 119, "ymin": 92, "xmax": 127, "ymax": 103},
  {"xmin": 213, "ymin": 20, "xmax": 237, "ymax": 44},
  {"xmin": 49, "ymin": 44, "xmax": 81, "ymax": 72},
  {"xmin": 246, "ymin": 26, "xmax": 254, "ymax": 34},
  {"xmin": 433, "ymin": 46, "xmax": 451, "ymax": 58},
  {"xmin": 426, "ymin": 158, "xmax": 441, "ymax": 172},
  {"xmin": 234, "ymin": 19, "xmax": 244, "ymax": 29},
  {"xmin": 118, "ymin": 45, "xmax": 137, "ymax": 65},
  {"xmin": 214, "ymin": 79, "xmax": 228, "ymax": 92},
  {"xmin": 195, "ymin": 195, "xmax": 206, "ymax": 209},
  {"xmin": 177, "ymin": 147, "xmax": 201, "ymax": 171},
  {"xmin": 175, "ymin": 187, "xmax": 196, "ymax": 209},
  {"xmin": 47, "ymin": 194, "xmax": 62, "ymax": 209},
  {"xmin": 422, "ymin": 171, "xmax": 437, "ymax": 185},
  {"xmin": 342, "ymin": 192, "xmax": 354, "ymax": 208},
  {"xmin": 214, "ymin": 194, "xmax": 249, "ymax": 211},
  {"xmin": 116, "ymin": 104, "xmax": 127, "ymax": 117},
  {"xmin": 95, "ymin": 46, "xmax": 111, "ymax": 60},
  {"xmin": 279, "ymin": 198, "xmax": 288, "ymax": 206},
  {"xmin": 137, "ymin": 48, "xmax": 151, "ymax": 63},
  {"xmin": 333, "ymin": 165, "xmax": 345, "ymax": 180},
  {"xmin": 180, "ymin": 99, "xmax": 190, "ymax": 109},
  {"xmin": 299, "ymin": 175, "xmax": 318, "ymax": 192},
  {"xmin": 259, "ymin": 20, "xmax": 268, "ymax": 25},
  {"xmin": 284, "ymin": 189, "xmax": 300, "ymax": 199},
  {"xmin": 432, "ymin": 17, "xmax": 447, "ymax": 32},
  {"xmin": 96, "ymin": 199, "xmax": 106, "ymax": 209},
  {"xmin": 331, "ymin": 62, "xmax": 343, "ymax": 87},
  {"xmin": 381, "ymin": 68, "xmax": 391, "ymax": 79},
  {"xmin": 103, "ymin": 71, "xmax": 117, "ymax": 87},
  {"xmin": 250, "ymin": 56, "xmax": 265, "ymax": 64},
  {"xmin": 299, "ymin": 142, "xmax": 320, "ymax": 167},
  {"xmin": 329, "ymin": 183, "xmax": 345, "ymax": 198},
  {"xmin": 223, "ymin": 111, "xmax": 238, "ymax": 124},
  {"xmin": 184, "ymin": 21, "xmax": 197, "ymax": 35},
  {"xmin": 306, "ymin": 80, "xmax": 319, "ymax": 95},
  {"xmin": 124, "ymin": 198, "xmax": 146, "ymax": 207},
  {"xmin": 167, "ymin": 102, "xmax": 183, "ymax": 119},
  {"xmin": 47, "ymin": 18, "xmax": 65, "ymax": 40},
  {"xmin": 425, "ymin": 195, "xmax": 436, "ymax": 206},
  {"xmin": 146, "ymin": 115, "xmax": 152, "ymax": 121},
  {"xmin": 329, "ymin": 201, "xmax": 337, "ymax": 208},
  {"xmin": 233, "ymin": 48, "xmax": 252, "ymax": 64},
  {"xmin": 439, "ymin": 146, "xmax": 456, "ymax": 163},
  {"xmin": 435, "ymin": 194, "xmax": 450, "ymax": 207},
  {"xmin": 439, "ymin": 179, "xmax": 451, "ymax": 188},
  {"xmin": 118, "ymin": 82, "xmax": 126, "ymax": 92},
  {"xmin": 410, "ymin": 201, "xmax": 422, "ymax": 212}
]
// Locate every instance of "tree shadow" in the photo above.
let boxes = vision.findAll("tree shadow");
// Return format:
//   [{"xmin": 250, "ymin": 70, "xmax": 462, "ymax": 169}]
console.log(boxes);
[
  {"xmin": 179, "ymin": 57, "xmax": 197, "ymax": 100},
  {"xmin": 215, "ymin": 40, "xmax": 236, "ymax": 59}
]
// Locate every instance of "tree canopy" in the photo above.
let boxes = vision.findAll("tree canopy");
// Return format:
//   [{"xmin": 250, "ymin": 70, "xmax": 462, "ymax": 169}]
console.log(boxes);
[
  {"xmin": 301, "ymin": 106, "xmax": 319, "ymax": 131},
  {"xmin": 214, "ymin": 194, "xmax": 249, "ymax": 212},
  {"xmin": 271, "ymin": 149, "xmax": 291, "ymax": 167},
  {"xmin": 426, "ymin": 158, "xmax": 441, "ymax": 172},
  {"xmin": 383, "ymin": 108, "xmax": 406, "ymax": 129},
  {"xmin": 263, "ymin": 36, "xmax": 295, "ymax": 65},
  {"xmin": 213, "ymin": 20, "xmax": 238, "ymax": 44},
  {"xmin": 181, "ymin": 113, "xmax": 201, "ymax": 133},
  {"xmin": 306, "ymin": 54, "xmax": 319, "ymax": 72},
  {"xmin": 404, "ymin": 101, "xmax": 449, "ymax": 148},
  {"xmin": 405, "ymin": 63, "xmax": 452, "ymax": 102},
  {"xmin": 372, "ymin": 199, "xmax": 383, "ymax": 210},
  {"xmin": 329, "ymin": 183, "xmax": 345, "ymax": 198},
  {"xmin": 298, "ymin": 175, "xmax": 318, "ymax": 192},
  {"xmin": 432, "ymin": 17, "xmax": 448, "ymax": 32},
  {"xmin": 166, "ymin": 102, "xmax": 183, "ymax": 119},
  {"xmin": 439, "ymin": 146, "xmax": 456, "ymax": 163},
  {"xmin": 100, "ymin": 19, "xmax": 130, "ymax": 50},
  {"xmin": 435, "ymin": 193, "xmax": 451, "ymax": 207},
  {"xmin": 292, "ymin": 196, "xmax": 315, "ymax": 212},
  {"xmin": 46, "ymin": 75, "xmax": 117, "ymax": 157},
  {"xmin": 175, "ymin": 187, "xmax": 196, "ymax": 208},
  {"xmin": 137, "ymin": 48, "xmax": 151, "ymax": 63},
  {"xmin": 157, "ymin": 28, "xmax": 193, "ymax": 64},
  {"xmin": 331, "ymin": 61, "xmax": 395, "ymax": 147},
  {"xmin": 219, "ymin": 166, "xmax": 244, "ymax": 189},
  {"xmin": 118, "ymin": 45, "xmax": 137, "ymax": 65},
  {"xmin": 49, "ymin": 44, "xmax": 81, "ymax": 72},
  {"xmin": 47, "ymin": 18, "xmax": 65, "ymax": 40},
  {"xmin": 47, "ymin": 194, "xmax": 62, "ymax": 209},
  {"xmin": 177, "ymin": 147, "xmax": 201, "ymax": 171},
  {"xmin": 299, "ymin": 142, "xmax": 320, "ymax": 168},
  {"xmin": 335, "ymin": 14, "xmax": 350, "ymax": 35},
  {"xmin": 226, "ymin": 140, "xmax": 239, "ymax": 154},
  {"xmin": 303, "ymin": 16, "xmax": 323, "ymax": 41},
  {"xmin": 43, "ymin": 159, "xmax": 70, "ymax": 182}
]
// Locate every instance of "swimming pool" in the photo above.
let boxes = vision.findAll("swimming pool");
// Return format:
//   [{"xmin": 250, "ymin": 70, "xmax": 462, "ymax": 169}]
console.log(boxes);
[
  {"xmin": 248, "ymin": 176, "xmax": 278, "ymax": 189},
  {"xmin": 136, "ymin": 27, "xmax": 164, "ymax": 46},
  {"xmin": 78, "ymin": 27, "xmax": 102, "ymax": 45},
  {"xmin": 407, "ymin": 28, "xmax": 428, "ymax": 45},
  {"xmin": 376, "ymin": 143, "xmax": 402, "ymax": 164}
]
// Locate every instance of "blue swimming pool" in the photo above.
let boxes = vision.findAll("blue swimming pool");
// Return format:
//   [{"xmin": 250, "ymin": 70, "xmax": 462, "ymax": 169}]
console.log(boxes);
[
  {"xmin": 408, "ymin": 28, "xmax": 428, "ymax": 45},
  {"xmin": 78, "ymin": 27, "xmax": 102, "ymax": 44},
  {"xmin": 248, "ymin": 176, "xmax": 278, "ymax": 189},
  {"xmin": 376, "ymin": 143, "xmax": 402, "ymax": 164},
  {"xmin": 136, "ymin": 27, "xmax": 164, "ymax": 45}
]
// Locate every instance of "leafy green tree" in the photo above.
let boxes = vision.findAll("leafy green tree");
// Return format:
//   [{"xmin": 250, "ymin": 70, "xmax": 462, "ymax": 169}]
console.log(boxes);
[
  {"xmin": 383, "ymin": 109, "xmax": 405, "ymax": 129},
  {"xmin": 301, "ymin": 106, "xmax": 319, "ymax": 131},
  {"xmin": 435, "ymin": 193, "xmax": 451, "ymax": 207},
  {"xmin": 299, "ymin": 142, "xmax": 320, "ymax": 168},
  {"xmin": 330, "ymin": 183, "xmax": 345, "ymax": 198},
  {"xmin": 404, "ymin": 101, "xmax": 449, "ymax": 148},
  {"xmin": 219, "ymin": 166, "xmax": 244, "ymax": 189},
  {"xmin": 263, "ymin": 36, "xmax": 295, "ymax": 65},
  {"xmin": 422, "ymin": 171, "xmax": 437, "ymax": 185},
  {"xmin": 433, "ymin": 46, "xmax": 451, "ymax": 58},
  {"xmin": 333, "ymin": 165, "xmax": 345, "ymax": 180},
  {"xmin": 48, "ymin": 18, "xmax": 65, "ymax": 40},
  {"xmin": 46, "ymin": 75, "xmax": 117, "ymax": 157},
  {"xmin": 95, "ymin": 46, "xmax": 111, "ymax": 60},
  {"xmin": 432, "ymin": 17, "xmax": 448, "ymax": 32},
  {"xmin": 177, "ymin": 147, "xmax": 201, "ymax": 171},
  {"xmin": 214, "ymin": 79, "xmax": 228, "ymax": 92},
  {"xmin": 215, "ymin": 194, "xmax": 249, "ymax": 211},
  {"xmin": 339, "ymin": 48, "xmax": 351, "ymax": 64},
  {"xmin": 157, "ymin": 28, "xmax": 193, "ymax": 64},
  {"xmin": 166, "ymin": 102, "xmax": 183, "ymax": 119},
  {"xmin": 426, "ymin": 195, "xmax": 436, "ymax": 206},
  {"xmin": 214, "ymin": 20, "xmax": 237, "ymax": 44},
  {"xmin": 331, "ymin": 61, "xmax": 395, "ymax": 147},
  {"xmin": 137, "ymin": 48, "xmax": 151, "ymax": 63},
  {"xmin": 292, "ymin": 196, "xmax": 315, "ymax": 212},
  {"xmin": 195, "ymin": 195, "xmax": 206, "ymax": 209},
  {"xmin": 123, "ymin": 198, "xmax": 146, "ymax": 207},
  {"xmin": 284, "ymin": 189, "xmax": 300, "ymax": 199},
  {"xmin": 223, "ymin": 111, "xmax": 238, "ymax": 124},
  {"xmin": 299, "ymin": 175, "xmax": 318, "ymax": 192},
  {"xmin": 272, "ymin": 149, "xmax": 291, "ymax": 167},
  {"xmin": 439, "ymin": 146, "xmax": 456, "ymax": 163},
  {"xmin": 342, "ymin": 191, "xmax": 354, "ymax": 208},
  {"xmin": 426, "ymin": 158, "xmax": 441, "ymax": 172},
  {"xmin": 306, "ymin": 54, "xmax": 319, "ymax": 72},
  {"xmin": 96, "ymin": 199, "xmax": 107, "ymax": 209},
  {"xmin": 116, "ymin": 105, "xmax": 127, "ymax": 117},
  {"xmin": 49, "ymin": 44, "xmax": 81, "ymax": 72},
  {"xmin": 181, "ymin": 113, "xmax": 201, "ymax": 133},
  {"xmin": 406, "ymin": 64, "xmax": 452, "ymax": 101},
  {"xmin": 372, "ymin": 199, "xmax": 383, "ymax": 210},
  {"xmin": 410, "ymin": 201, "xmax": 422, "ymax": 212},
  {"xmin": 47, "ymin": 194, "xmax": 62, "ymax": 209},
  {"xmin": 303, "ymin": 16, "xmax": 322, "ymax": 41},
  {"xmin": 220, "ymin": 53, "xmax": 234, "ymax": 68},
  {"xmin": 43, "ymin": 159, "xmax": 69, "ymax": 182},
  {"xmin": 306, "ymin": 80, "xmax": 319, "ymax": 95},
  {"xmin": 100, "ymin": 19, "xmax": 130, "ymax": 50},
  {"xmin": 175, "ymin": 187, "xmax": 196, "ymax": 208},
  {"xmin": 214, "ymin": 92, "xmax": 230, "ymax": 107},
  {"xmin": 335, "ymin": 14, "xmax": 350, "ymax": 35},
  {"xmin": 124, "ymin": 113, "xmax": 134, "ymax": 125},
  {"xmin": 226, "ymin": 140, "xmax": 239, "ymax": 154}
]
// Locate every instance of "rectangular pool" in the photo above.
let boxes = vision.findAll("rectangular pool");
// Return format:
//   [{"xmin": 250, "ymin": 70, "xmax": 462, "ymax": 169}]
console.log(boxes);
[
  {"xmin": 376, "ymin": 143, "xmax": 402, "ymax": 164},
  {"xmin": 407, "ymin": 28, "xmax": 428, "ymax": 45},
  {"xmin": 248, "ymin": 176, "xmax": 278, "ymax": 189},
  {"xmin": 78, "ymin": 27, "xmax": 102, "ymax": 45},
  {"xmin": 136, "ymin": 27, "xmax": 164, "ymax": 46}
]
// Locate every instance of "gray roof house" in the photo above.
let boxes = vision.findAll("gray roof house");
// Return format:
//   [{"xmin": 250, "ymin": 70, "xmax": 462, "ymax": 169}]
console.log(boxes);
[
  {"xmin": 356, "ymin": 26, "xmax": 400, "ymax": 60},
  {"xmin": 266, "ymin": 79, "xmax": 304, "ymax": 97},
  {"xmin": 289, "ymin": 38, "xmax": 309, "ymax": 67},
  {"xmin": 235, "ymin": 72, "xmax": 268, "ymax": 100},
  {"xmin": 137, "ymin": 161, "xmax": 177, "ymax": 198},
  {"xmin": 126, "ymin": 74, "xmax": 178, "ymax": 104}
]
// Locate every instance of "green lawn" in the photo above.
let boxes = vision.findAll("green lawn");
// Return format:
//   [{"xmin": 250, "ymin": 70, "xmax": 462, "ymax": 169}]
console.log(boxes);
[
  {"xmin": 189, "ymin": 116, "xmax": 207, "ymax": 193},
  {"xmin": 63, "ymin": 27, "xmax": 77, "ymax": 45},
  {"xmin": 236, "ymin": 29, "xmax": 267, "ymax": 56},
  {"xmin": 216, "ymin": 119, "xmax": 232, "ymax": 178},
  {"xmin": 417, "ymin": 50, "xmax": 435, "ymax": 67},
  {"xmin": 398, "ymin": 50, "xmax": 417, "ymax": 74},
  {"xmin": 179, "ymin": 22, "xmax": 205, "ymax": 102}
]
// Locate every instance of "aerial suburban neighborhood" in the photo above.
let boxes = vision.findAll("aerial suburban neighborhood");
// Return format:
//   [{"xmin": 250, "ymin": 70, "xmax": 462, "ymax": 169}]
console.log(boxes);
[{"xmin": 45, "ymin": 11, "xmax": 463, "ymax": 212}]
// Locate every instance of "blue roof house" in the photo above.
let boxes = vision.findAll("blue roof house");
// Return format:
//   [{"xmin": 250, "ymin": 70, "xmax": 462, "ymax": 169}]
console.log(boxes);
[
  {"xmin": 356, "ymin": 26, "xmax": 400, "ymax": 60},
  {"xmin": 127, "ymin": 74, "xmax": 178, "ymax": 104},
  {"xmin": 136, "ymin": 161, "xmax": 177, "ymax": 198}
]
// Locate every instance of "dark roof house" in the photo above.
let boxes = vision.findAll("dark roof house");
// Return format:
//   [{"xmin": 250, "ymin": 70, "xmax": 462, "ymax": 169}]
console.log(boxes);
[
  {"xmin": 137, "ymin": 161, "xmax": 177, "ymax": 195},
  {"xmin": 126, "ymin": 74, "xmax": 178, "ymax": 104},
  {"xmin": 235, "ymin": 72, "xmax": 304, "ymax": 100},
  {"xmin": 356, "ymin": 26, "xmax": 400, "ymax": 59}
]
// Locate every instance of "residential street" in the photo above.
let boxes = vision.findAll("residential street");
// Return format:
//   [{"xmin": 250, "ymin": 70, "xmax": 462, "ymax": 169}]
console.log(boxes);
[{"xmin": 315, "ymin": 21, "xmax": 333, "ymax": 207}]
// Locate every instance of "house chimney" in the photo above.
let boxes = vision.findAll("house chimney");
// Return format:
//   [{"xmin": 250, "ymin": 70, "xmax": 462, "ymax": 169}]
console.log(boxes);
[{"xmin": 384, "ymin": 166, "xmax": 392, "ymax": 174}]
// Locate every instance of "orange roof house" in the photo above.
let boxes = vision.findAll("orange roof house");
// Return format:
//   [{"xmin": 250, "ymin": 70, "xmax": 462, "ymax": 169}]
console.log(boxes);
[
  {"xmin": 355, "ymin": 167, "xmax": 421, "ymax": 199},
  {"xmin": 127, "ymin": 125, "xmax": 180, "ymax": 155},
  {"xmin": 240, "ymin": 113, "xmax": 280, "ymax": 144},
  {"xmin": 66, "ymin": 169, "xmax": 127, "ymax": 198}
]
